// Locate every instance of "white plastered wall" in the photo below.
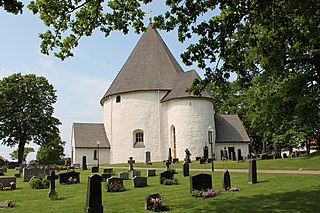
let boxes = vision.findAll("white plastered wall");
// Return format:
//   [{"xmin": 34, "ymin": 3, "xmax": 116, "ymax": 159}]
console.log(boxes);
[
  {"xmin": 215, "ymin": 143, "xmax": 250, "ymax": 161},
  {"xmin": 73, "ymin": 148, "xmax": 110, "ymax": 165},
  {"xmin": 166, "ymin": 98, "xmax": 215, "ymax": 161},
  {"xmin": 103, "ymin": 91, "xmax": 168, "ymax": 164}
]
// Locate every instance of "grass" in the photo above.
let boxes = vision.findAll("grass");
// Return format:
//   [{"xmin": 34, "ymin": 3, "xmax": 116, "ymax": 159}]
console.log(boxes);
[{"xmin": 0, "ymin": 152, "xmax": 319, "ymax": 213}]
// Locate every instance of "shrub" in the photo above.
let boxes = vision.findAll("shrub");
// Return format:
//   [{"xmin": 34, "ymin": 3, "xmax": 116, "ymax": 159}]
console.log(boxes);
[
  {"xmin": 163, "ymin": 178, "xmax": 178, "ymax": 185},
  {"xmin": 30, "ymin": 178, "xmax": 44, "ymax": 189},
  {"xmin": 42, "ymin": 178, "xmax": 49, "ymax": 188},
  {"xmin": 106, "ymin": 181, "xmax": 126, "ymax": 192}
]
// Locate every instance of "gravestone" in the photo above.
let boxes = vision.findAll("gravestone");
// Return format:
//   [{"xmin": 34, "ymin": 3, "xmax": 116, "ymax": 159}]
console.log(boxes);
[
  {"xmin": 128, "ymin": 157, "xmax": 135, "ymax": 171},
  {"xmin": 222, "ymin": 170, "xmax": 231, "ymax": 190},
  {"xmin": 92, "ymin": 166, "xmax": 99, "ymax": 173},
  {"xmin": 46, "ymin": 170, "xmax": 59, "ymax": 198},
  {"xmin": 0, "ymin": 167, "xmax": 7, "ymax": 173},
  {"xmin": 72, "ymin": 163, "xmax": 81, "ymax": 169},
  {"xmin": 84, "ymin": 174, "xmax": 103, "ymax": 213},
  {"xmin": 0, "ymin": 176, "xmax": 16, "ymax": 188},
  {"xmin": 144, "ymin": 193, "xmax": 160, "ymax": 211},
  {"xmin": 185, "ymin": 149, "xmax": 191, "ymax": 163},
  {"xmin": 168, "ymin": 148, "xmax": 172, "ymax": 163},
  {"xmin": 220, "ymin": 150, "xmax": 224, "ymax": 161},
  {"xmin": 223, "ymin": 147, "xmax": 228, "ymax": 160},
  {"xmin": 132, "ymin": 176, "xmax": 148, "ymax": 188},
  {"xmin": 160, "ymin": 171, "xmax": 173, "ymax": 184},
  {"xmin": 199, "ymin": 158, "xmax": 205, "ymax": 164},
  {"xmin": 195, "ymin": 157, "xmax": 201, "ymax": 161},
  {"xmin": 101, "ymin": 173, "xmax": 112, "ymax": 182},
  {"xmin": 173, "ymin": 158, "xmax": 179, "ymax": 164},
  {"xmin": 119, "ymin": 172, "xmax": 129, "ymax": 180},
  {"xmin": 145, "ymin": 151, "xmax": 151, "ymax": 164},
  {"xmin": 103, "ymin": 168, "xmax": 113, "ymax": 174},
  {"xmin": 131, "ymin": 170, "xmax": 141, "ymax": 178},
  {"xmin": 82, "ymin": 156, "xmax": 88, "ymax": 170},
  {"xmin": 207, "ymin": 158, "xmax": 213, "ymax": 163},
  {"xmin": 147, "ymin": 169, "xmax": 156, "ymax": 177},
  {"xmin": 58, "ymin": 171, "xmax": 80, "ymax": 184},
  {"xmin": 248, "ymin": 160, "xmax": 257, "ymax": 184},
  {"xmin": 190, "ymin": 173, "xmax": 212, "ymax": 194},
  {"xmin": 183, "ymin": 161, "xmax": 189, "ymax": 177},
  {"xmin": 106, "ymin": 177, "xmax": 124, "ymax": 192}
]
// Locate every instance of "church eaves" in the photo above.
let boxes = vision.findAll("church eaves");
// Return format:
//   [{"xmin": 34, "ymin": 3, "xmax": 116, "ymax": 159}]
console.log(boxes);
[{"xmin": 100, "ymin": 25, "xmax": 184, "ymax": 104}]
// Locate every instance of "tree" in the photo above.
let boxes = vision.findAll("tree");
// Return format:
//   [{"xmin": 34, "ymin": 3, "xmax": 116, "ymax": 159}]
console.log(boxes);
[
  {"xmin": 36, "ymin": 133, "xmax": 65, "ymax": 163},
  {"xmin": 0, "ymin": 73, "xmax": 61, "ymax": 164},
  {"xmin": 0, "ymin": 0, "xmax": 23, "ymax": 14},
  {"xmin": 10, "ymin": 147, "xmax": 35, "ymax": 162}
]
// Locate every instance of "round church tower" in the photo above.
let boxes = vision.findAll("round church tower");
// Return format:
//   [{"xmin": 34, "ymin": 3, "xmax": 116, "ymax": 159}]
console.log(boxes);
[{"xmin": 100, "ymin": 25, "xmax": 215, "ymax": 163}]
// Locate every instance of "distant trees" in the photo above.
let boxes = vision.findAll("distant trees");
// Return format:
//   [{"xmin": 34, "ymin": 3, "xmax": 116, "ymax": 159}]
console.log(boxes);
[
  {"xmin": 10, "ymin": 147, "xmax": 34, "ymax": 162},
  {"xmin": 0, "ymin": 73, "xmax": 61, "ymax": 164},
  {"xmin": 36, "ymin": 133, "xmax": 66, "ymax": 163}
]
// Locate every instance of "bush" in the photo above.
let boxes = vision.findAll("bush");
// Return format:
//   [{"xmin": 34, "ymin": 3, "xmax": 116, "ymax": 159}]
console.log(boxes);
[
  {"xmin": 30, "ymin": 178, "xmax": 44, "ymax": 189},
  {"xmin": 163, "ymin": 178, "xmax": 178, "ymax": 185},
  {"xmin": 30, "ymin": 177, "xmax": 49, "ymax": 189}
]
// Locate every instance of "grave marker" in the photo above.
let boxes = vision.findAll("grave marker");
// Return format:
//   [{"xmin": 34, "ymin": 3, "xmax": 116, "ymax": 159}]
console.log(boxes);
[
  {"xmin": 106, "ymin": 177, "xmax": 124, "ymax": 192},
  {"xmin": 147, "ymin": 169, "xmax": 156, "ymax": 177},
  {"xmin": 119, "ymin": 172, "xmax": 129, "ymax": 180},
  {"xmin": 82, "ymin": 156, "xmax": 88, "ymax": 170},
  {"xmin": 160, "ymin": 171, "xmax": 173, "ymax": 184},
  {"xmin": 84, "ymin": 174, "xmax": 103, "ymax": 213},
  {"xmin": 183, "ymin": 161, "xmax": 189, "ymax": 177},
  {"xmin": 128, "ymin": 157, "xmax": 135, "ymax": 171},
  {"xmin": 132, "ymin": 176, "xmax": 148, "ymax": 188},
  {"xmin": 190, "ymin": 173, "xmax": 212, "ymax": 194},
  {"xmin": 248, "ymin": 160, "xmax": 257, "ymax": 184},
  {"xmin": 222, "ymin": 170, "xmax": 231, "ymax": 190},
  {"xmin": 131, "ymin": 170, "xmax": 141, "ymax": 178},
  {"xmin": 144, "ymin": 193, "xmax": 160, "ymax": 210},
  {"xmin": 46, "ymin": 170, "xmax": 59, "ymax": 198}
]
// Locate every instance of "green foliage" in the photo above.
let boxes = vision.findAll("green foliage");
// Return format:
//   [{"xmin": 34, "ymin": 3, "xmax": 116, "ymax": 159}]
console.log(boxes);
[
  {"xmin": 36, "ymin": 133, "xmax": 66, "ymax": 163},
  {"xmin": 30, "ymin": 178, "xmax": 44, "ymax": 189},
  {"xmin": 106, "ymin": 181, "xmax": 126, "ymax": 192},
  {"xmin": 0, "ymin": 73, "xmax": 61, "ymax": 164},
  {"xmin": 163, "ymin": 178, "xmax": 178, "ymax": 185},
  {"xmin": 0, "ymin": 0, "xmax": 23, "ymax": 14},
  {"xmin": 10, "ymin": 147, "xmax": 34, "ymax": 161}
]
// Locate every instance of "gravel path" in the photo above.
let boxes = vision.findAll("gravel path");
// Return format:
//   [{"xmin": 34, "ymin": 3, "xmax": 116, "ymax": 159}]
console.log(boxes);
[{"xmin": 111, "ymin": 166, "xmax": 320, "ymax": 175}]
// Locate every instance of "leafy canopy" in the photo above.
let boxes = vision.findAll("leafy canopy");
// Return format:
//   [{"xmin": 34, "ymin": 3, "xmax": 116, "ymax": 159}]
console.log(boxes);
[{"xmin": 0, "ymin": 73, "xmax": 61, "ymax": 163}]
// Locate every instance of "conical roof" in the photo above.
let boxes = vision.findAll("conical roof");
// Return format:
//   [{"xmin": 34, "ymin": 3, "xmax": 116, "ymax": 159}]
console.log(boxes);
[{"xmin": 101, "ymin": 25, "xmax": 184, "ymax": 103}]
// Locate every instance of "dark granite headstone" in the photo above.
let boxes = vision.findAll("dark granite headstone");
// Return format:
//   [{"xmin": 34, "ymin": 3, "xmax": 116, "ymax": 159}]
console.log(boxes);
[
  {"xmin": 58, "ymin": 171, "xmax": 80, "ymax": 184},
  {"xmin": 82, "ymin": 156, "xmax": 88, "ymax": 170},
  {"xmin": 183, "ymin": 161, "xmax": 189, "ymax": 177},
  {"xmin": 144, "ymin": 193, "xmax": 160, "ymax": 210},
  {"xmin": 92, "ymin": 166, "xmax": 99, "ymax": 173},
  {"xmin": 199, "ymin": 158, "xmax": 205, "ymax": 164},
  {"xmin": 106, "ymin": 177, "xmax": 124, "ymax": 191},
  {"xmin": 173, "ymin": 158, "xmax": 179, "ymax": 164},
  {"xmin": 132, "ymin": 176, "xmax": 148, "ymax": 188},
  {"xmin": 147, "ymin": 169, "xmax": 156, "ymax": 177},
  {"xmin": 131, "ymin": 170, "xmax": 141, "ymax": 178},
  {"xmin": 195, "ymin": 157, "xmax": 201, "ymax": 161},
  {"xmin": 190, "ymin": 173, "xmax": 212, "ymax": 194},
  {"xmin": 101, "ymin": 173, "xmax": 112, "ymax": 182},
  {"xmin": 222, "ymin": 170, "xmax": 231, "ymax": 190},
  {"xmin": 248, "ymin": 160, "xmax": 257, "ymax": 184},
  {"xmin": 103, "ymin": 168, "xmax": 113, "ymax": 174},
  {"xmin": 160, "ymin": 171, "xmax": 174, "ymax": 184},
  {"xmin": 145, "ymin": 151, "xmax": 151, "ymax": 164},
  {"xmin": 185, "ymin": 149, "xmax": 191, "ymax": 163},
  {"xmin": 119, "ymin": 172, "xmax": 129, "ymax": 180},
  {"xmin": 84, "ymin": 174, "xmax": 103, "ymax": 213},
  {"xmin": 46, "ymin": 170, "xmax": 59, "ymax": 198}
]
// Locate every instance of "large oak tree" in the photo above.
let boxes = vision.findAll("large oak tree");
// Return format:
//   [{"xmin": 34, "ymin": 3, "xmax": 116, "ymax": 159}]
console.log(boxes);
[{"xmin": 0, "ymin": 73, "xmax": 61, "ymax": 164}]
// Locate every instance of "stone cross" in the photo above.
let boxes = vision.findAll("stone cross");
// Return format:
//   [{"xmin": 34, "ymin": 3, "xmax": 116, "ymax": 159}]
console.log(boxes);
[
  {"xmin": 185, "ymin": 148, "xmax": 191, "ymax": 163},
  {"xmin": 128, "ymin": 157, "xmax": 135, "ymax": 171},
  {"xmin": 46, "ymin": 170, "xmax": 59, "ymax": 198}
]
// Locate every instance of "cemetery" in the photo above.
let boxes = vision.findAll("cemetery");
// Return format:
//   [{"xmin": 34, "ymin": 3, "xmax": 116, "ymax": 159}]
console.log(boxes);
[{"xmin": 0, "ymin": 152, "xmax": 319, "ymax": 212}]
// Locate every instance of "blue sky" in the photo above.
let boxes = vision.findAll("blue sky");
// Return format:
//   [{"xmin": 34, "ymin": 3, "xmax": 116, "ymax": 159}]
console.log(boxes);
[{"xmin": 0, "ymin": 1, "xmax": 206, "ymax": 161}]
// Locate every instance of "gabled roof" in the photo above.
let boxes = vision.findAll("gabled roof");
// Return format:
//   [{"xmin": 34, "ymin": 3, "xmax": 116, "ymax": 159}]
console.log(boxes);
[
  {"xmin": 161, "ymin": 70, "xmax": 213, "ymax": 102},
  {"xmin": 101, "ymin": 25, "xmax": 184, "ymax": 103},
  {"xmin": 72, "ymin": 123, "xmax": 110, "ymax": 148},
  {"xmin": 215, "ymin": 114, "xmax": 250, "ymax": 143}
]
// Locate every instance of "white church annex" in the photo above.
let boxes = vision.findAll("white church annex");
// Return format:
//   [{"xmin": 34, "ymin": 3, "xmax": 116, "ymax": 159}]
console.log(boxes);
[{"xmin": 71, "ymin": 25, "xmax": 250, "ymax": 165}]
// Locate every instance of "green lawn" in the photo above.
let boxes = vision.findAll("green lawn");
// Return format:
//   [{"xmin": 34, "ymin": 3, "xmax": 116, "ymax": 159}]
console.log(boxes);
[{"xmin": 1, "ymin": 152, "xmax": 319, "ymax": 212}]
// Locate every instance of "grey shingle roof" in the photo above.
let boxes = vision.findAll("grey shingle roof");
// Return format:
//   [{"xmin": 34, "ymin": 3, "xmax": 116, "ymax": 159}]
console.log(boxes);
[
  {"xmin": 72, "ymin": 123, "xmax": 110, "ymax": 148},
  {"xmin": 215, "ymin": 114, "xmax": 250, "ymax": 143},
  {"xmin": 161, "ymin": 70, "xmax": 213, "ymax": 102},
  {"xmin": 101, "ymin": 25, "xmax": 184, "ymax": 103}
]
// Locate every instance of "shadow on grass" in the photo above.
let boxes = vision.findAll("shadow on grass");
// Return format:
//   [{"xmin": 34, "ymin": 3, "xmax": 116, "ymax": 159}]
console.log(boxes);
[
  {"xmin": 170, "ymin": 187, "xmax": 320, "ymax": 212},
  {"xmin": 304, "ymin": 151, "xmax": 320, "ymax": 159}
]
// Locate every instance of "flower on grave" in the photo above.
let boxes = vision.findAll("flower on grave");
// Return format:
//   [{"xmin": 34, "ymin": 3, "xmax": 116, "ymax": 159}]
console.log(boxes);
[
  {"xmin": 192, "ymin": 188, "xmax": 219, "ymax": 198},
  {"xmin": 230, "ymin": 186, "xmax": 240, "ymax": 191},
  {"xmin": 9, "ymin": 182, "xmax": 16, "ymax": 190},
  {"xmin": 150, "ymin": 197, "xmax": 165, "ymax": 212}
]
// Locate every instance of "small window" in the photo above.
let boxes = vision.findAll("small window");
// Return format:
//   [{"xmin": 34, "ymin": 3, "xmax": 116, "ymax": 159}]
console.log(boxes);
[
  {"xmin": 133, "ymin": 130, "xmax": 145, "ymax": 148},
  {"xmin": 116, "ymin": 95, "xmax": 121, "ymax": 103}
]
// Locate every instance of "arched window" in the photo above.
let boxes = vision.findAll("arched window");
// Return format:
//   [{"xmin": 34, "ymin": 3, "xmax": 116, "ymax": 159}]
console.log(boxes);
[
  {"xmin": 171, "ymin": 125, "xmax": 177, "ymax": 158},
  {"xmin": 116, "ymin": 95, "xmax": 121, "ymax": 103},
  {"xmin": 93, "ymin": 150, "xmax": 97, "ymax": 160},
  {"xmin": 133, "ymin": 129, "xmax": 145, "ymax": 148}
]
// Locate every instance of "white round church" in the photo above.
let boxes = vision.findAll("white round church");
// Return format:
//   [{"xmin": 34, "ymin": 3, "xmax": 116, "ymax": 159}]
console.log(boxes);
[{"xmin": 71, "ymin": 25, "xmax": 250, "ymax": 165}]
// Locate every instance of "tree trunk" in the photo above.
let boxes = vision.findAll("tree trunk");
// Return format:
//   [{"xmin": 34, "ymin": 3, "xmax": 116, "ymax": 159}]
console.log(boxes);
[{"xmin": 18, "ymin": 140, "xmax": 26, "ymax": 164}]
